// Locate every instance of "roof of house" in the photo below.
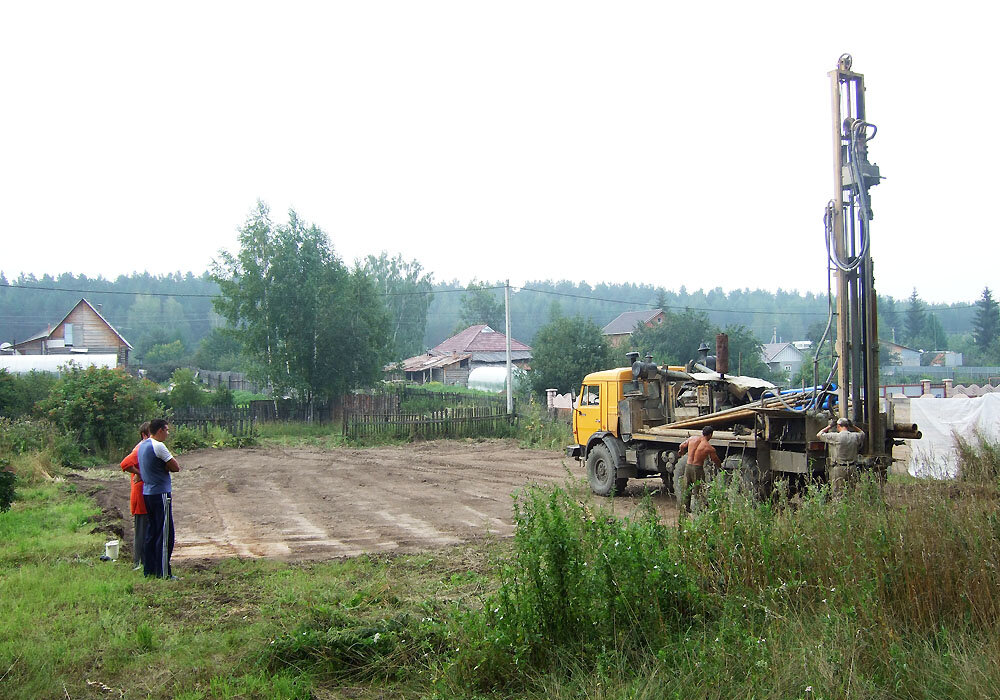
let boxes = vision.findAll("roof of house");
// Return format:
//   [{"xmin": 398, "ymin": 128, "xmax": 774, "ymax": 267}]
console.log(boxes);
[
  {"xmin": 881, "ymin": 340, "xmax": 919, "ymax": 353},
  {"xmin": 761, "ymin": 342, "xmax": 805, "ymax": 363},
  {"xmin": 430, "ymin": 325, "xmax": 531, "ymax": 354},
  {"xmin": 601, "ymin": 309, "xmax": 662, "ymax": 336},
  {"xmin": 13, "ymin": 298, "xmax": 132, "ymax": 350},
  {"xmin": 393, "ymin": 352, "xmax": 472, "ymax": 373}
]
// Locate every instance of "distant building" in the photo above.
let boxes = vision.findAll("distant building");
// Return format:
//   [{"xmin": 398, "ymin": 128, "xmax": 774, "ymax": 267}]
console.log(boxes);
[
  {"xmin": 387, "ymin": 325, "xmax": 532, "ymax": 386},
  {"xmin": 761, "ymin": 342, "xmax": 805, "ymax": 379},
  {"xmin": 880, "ymin": 341, "xmax": 920, "ymax": 367},
  {"xmin": 601, "ymin": 309, "xmax": 665, "ymax": 348},
  {"xmin": 925, "ymin": 350, "xmax": 963, "ymax": 367},
  {"xmin": 5, "ymin": 298, "xmax": 131, "ymax": 369}
]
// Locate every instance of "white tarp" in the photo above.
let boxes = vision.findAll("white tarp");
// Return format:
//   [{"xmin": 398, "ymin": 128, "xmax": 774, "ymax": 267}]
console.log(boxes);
[
  {"xmin": 908, "ymin": 393, "xmax": 1000, "ymax": 478},
  {"xmin": 0, "ymin": 354, "xmax": 119, "ymax": 375}
]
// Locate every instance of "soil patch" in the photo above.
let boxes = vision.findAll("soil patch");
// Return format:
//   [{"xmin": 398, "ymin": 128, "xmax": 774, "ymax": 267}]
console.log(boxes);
[{"xmin": 74, "ymin": 439, "xmax": 680, "ymax": 564}]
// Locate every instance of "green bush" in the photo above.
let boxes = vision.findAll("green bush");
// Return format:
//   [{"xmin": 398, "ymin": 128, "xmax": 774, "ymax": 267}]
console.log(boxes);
[
  {"xmin": 169, "ymin": 425, "xmax": 210, "ymax": 452},
  {"xmin": 0, "ymin": 370, "xmax": 57, "ymax": 419},
  {"xmin": 0, "ymin": 464, "xmax": 15, "ymax": 512},
  {"xmin": 0, "ymin": 417, "xmax": 51, "ymax": 457},
  {"xmin": 40, "ymin": 366, "xmax": 161, "ymax": 456},
  {"xmin": 168, "ymin": 368, "xmax": 205, "ymax": 409}
]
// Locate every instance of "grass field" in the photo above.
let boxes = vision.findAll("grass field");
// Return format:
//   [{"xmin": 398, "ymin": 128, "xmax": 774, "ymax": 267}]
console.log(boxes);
[{"xmin": 4, "ymin": 431, "xmax": 1000, "ymax": 699}]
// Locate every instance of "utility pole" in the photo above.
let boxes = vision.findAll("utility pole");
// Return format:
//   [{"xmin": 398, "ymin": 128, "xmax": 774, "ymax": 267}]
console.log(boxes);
[{"xmin": 505, "ymin": 280, "xmax": 512, "ymax": 414}]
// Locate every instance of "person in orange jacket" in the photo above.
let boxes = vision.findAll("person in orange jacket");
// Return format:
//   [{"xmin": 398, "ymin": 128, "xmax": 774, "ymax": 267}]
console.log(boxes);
[{"xmin": 120, "ymin": 422, "xmax": 151, "ymax": 570}]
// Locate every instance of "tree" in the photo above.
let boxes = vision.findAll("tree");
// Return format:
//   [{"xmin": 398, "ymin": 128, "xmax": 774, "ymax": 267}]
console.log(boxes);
[
  {"xmin": 193, "ymin": 327, "xmax": 243, "ymax": 372},
  {"xmin": 362, "ymin": 252, "xmax": 434, "ymax": 360},
  {"xmin": 630, "ymin": 309, "xmax": 714, "ymax": 366},
  {"xmin": 529, "ymin": 317, "xmax": 615, "ymax": 395},
  {"xmin": 904, "ymin": 288, "xmax": 926, "ymax": 347},
  {"xmin": 143, "ymin": 340, "xmax": 187, "ymax": 382},
  {"xmin": 212, "ymin": 203, "xmax": 392, "ymax": 412},
  {"xmin": 41, "ymin": 366, "xmax": 160, "ymax": 454},
  {"xmin": 973, "ymin": 287, "xmax": 1000, "ymax": 350},
  {"xmin": 457, "ymin": 280, "xmax": 504, "ymax": 332},
  {"xmin": 722, "ymin": 324, "xmax": 782, "ymax": 382},
  {"xmin": 169, "ymin": 368, "xmax": 205, "ymax": 409}
]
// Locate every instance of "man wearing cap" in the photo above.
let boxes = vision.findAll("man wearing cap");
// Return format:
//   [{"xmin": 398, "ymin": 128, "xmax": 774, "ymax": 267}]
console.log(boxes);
[{"xmin": 817, "ymin": 417, "xmax": 866, "ymax": 493}]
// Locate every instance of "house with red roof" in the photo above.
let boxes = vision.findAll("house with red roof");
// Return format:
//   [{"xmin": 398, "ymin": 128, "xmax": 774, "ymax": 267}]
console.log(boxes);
[{"xmin": 388, "ymin": 325, "xmax": 532, "ymax": 386}]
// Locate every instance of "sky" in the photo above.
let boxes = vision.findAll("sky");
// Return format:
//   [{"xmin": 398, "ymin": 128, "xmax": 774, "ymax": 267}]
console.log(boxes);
[{"xmin": 1, "ymin": 2, "xmax": 996, "ymax": 304}]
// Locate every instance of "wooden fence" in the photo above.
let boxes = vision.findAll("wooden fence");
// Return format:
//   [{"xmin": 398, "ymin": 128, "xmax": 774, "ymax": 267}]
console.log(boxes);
[
  {"xmin": 343, "ymin": 403, "xmax": 516, "ymax": 440},
  {"xmin": 171, "ymin": 406, "xmax": 256, "ymax": 436}
]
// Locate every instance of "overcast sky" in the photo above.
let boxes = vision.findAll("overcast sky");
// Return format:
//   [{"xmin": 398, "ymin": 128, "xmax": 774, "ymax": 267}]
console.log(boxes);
[{"xmin": 1, "ymin": 2, "xmax": 995, "ymax": 303}]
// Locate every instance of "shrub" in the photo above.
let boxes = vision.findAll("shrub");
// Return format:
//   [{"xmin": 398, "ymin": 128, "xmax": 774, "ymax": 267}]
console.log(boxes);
[
  {"xmin": 40, "ymin": 366, "xmax": 161, "ymax": 456},
  {"xmin": 168, "ymin": 368, "xmax": 206, "ymax": 409},
  {"xmin": 0, "ymin": 463, "xmax": 15, "ymax": 512},
  {"xmin": 169, "ymin": 425, "xmax": 210, "ymax": 453},
  {"xmin": 0, "ymin": 370, "xmax": 57, "ymax": 419},
  {"xmin": 0, "ymin": 417, "xmax": 51, "ymax": 457}
]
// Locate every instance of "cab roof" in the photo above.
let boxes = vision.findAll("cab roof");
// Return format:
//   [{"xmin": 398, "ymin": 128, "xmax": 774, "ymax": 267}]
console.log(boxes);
[{"xmin": 582, "ymin": 368, "xmax": 633, "ymax": 383}]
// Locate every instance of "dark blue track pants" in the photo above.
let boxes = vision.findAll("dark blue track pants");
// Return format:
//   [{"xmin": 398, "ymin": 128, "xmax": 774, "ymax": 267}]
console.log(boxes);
[{"xmin": 142, "ymin": 492, "xmax": 174, "ymax": 578}]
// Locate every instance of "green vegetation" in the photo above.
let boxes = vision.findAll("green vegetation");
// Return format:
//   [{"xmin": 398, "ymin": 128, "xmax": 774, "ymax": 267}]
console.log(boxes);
[
  {"xmin": 5, "ymin": 459, "xmax": 1000, "ymax": 698},
  {"xmin": 40, "ymin": 366, "xmax": 160, "ymax": 456},
  {"xmin": 212, "ymin": 202, "xmax": 392, "ymax": 409},
  {"xmin": 529, "ymin": 315, "xmax": 615, "ymax": 395}
]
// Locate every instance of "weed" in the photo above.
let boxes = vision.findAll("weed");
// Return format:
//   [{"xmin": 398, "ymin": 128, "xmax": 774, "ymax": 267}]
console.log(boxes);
[{"xmin": 955, "ymin": 428, "xmax": 1000, "ymax": 485}]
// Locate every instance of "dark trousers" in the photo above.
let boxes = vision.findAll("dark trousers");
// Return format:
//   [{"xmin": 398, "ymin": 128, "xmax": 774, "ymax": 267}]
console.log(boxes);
[
  {"xmin": 133, "ymin": 513, "xmax": 150, "ymax": 567},
  {"xmin": 142, "ymin": 493, "xmax": 174, "ymax": 578}
]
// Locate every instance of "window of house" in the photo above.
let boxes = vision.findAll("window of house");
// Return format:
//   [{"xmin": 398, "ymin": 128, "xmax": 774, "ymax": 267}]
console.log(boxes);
[
  {"xmin": 64, "ymin": 323, "xmax": 74, "ymax": 346},
  {"xmin": 784, "ymin": 364, "xmax": 792, "ymax": 372}
]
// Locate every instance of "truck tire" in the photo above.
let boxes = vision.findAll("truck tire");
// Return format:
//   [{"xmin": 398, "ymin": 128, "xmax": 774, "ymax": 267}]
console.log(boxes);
[
  {"xmin": 586, "ymin": 444, "xmax": 628, "ymax": 496},
  {"xmin": 673, "ymin": 456, "xmax": 688, "ymax": 504},
  {"xmin": 723, "ymin": 453, "xmax": 771, "ymax": 501}
]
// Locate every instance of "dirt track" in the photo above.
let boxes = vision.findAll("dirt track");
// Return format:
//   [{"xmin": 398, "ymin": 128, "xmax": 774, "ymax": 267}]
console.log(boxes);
[{"xmin": 86, "ymin": 440, "xmax": 680, "ymax": 563}]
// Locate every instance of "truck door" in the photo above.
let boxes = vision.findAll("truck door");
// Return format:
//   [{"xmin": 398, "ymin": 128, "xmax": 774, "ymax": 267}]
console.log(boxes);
[{"xmin": 576, "ymin": 383, "xmax": 603, "ymax": 447}]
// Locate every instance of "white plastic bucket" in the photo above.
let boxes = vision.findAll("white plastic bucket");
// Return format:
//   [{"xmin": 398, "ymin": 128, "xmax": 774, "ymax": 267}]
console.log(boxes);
[{"xmin": 105, "ymin": 540, "xmax": 119, "ymax": 560}]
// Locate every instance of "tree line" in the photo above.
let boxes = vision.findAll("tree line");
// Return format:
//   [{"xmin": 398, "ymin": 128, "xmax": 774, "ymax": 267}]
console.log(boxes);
[{"xmin": 3, "ymin": 202, "xmax": 998, "ymax": 402}]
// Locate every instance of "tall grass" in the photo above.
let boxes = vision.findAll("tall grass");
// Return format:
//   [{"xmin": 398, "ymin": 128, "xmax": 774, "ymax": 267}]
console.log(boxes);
[
  {"xmin": 438, "ymin": 474, "xmax": 1000, "ymax": 696},
  {"xmin": 955, "ymin": 429, "xmax": 1000, "ymax": 485}
]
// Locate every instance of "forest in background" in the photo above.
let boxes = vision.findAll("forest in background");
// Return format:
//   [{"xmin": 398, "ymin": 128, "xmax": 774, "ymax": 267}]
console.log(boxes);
[{"xmin": 0, "ymin": 269, "xmax": 990, "ymax": 375}]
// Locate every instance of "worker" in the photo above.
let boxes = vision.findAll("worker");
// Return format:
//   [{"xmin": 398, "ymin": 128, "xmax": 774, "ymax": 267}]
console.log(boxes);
[
  {"xmin": 678, "ymin": 425, "xmax": 721, "ymax": 513},
  {"xmin": 817, "ymin": 417, "xmax": 866, "ymax": 493}
]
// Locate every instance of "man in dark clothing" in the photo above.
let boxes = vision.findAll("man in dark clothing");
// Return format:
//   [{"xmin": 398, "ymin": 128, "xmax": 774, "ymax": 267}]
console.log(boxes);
[{"xmin": 139, "ymin": 418, "xmax": 180, "ymax": 579}]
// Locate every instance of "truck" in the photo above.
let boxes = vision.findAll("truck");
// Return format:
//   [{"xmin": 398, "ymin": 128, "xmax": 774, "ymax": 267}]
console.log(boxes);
[{"xmin": 566, "ymin": 55, "xmax": 921, "ymax": 498}]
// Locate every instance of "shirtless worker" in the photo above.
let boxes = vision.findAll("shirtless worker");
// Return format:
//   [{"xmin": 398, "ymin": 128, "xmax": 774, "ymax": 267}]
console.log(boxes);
[
  {"xmin": 817, "ymin": 417, "xmax": 866, "ymax": 493},
  {"xmin": 678, "ymin": 425, "xmax": 721, "ymax": 513}
]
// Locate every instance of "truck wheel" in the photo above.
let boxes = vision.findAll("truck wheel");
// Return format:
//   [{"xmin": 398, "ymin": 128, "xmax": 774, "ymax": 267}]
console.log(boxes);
[
  {"xmin": 586, "ymin": 444, "xmax": 626, "ymax": 496},
  {"xmin": 673, "ymin": 456, "xmax": 688, "ymax": 504},
  {"xmin": 723, "ymin": 454, "xmax": 772, "ymax": 501}
]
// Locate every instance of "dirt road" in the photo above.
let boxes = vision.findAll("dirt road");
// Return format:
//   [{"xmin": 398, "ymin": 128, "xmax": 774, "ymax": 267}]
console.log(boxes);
[{"xmin": 87, "ymin": 440, "xmax": 680, "ymax": 563}]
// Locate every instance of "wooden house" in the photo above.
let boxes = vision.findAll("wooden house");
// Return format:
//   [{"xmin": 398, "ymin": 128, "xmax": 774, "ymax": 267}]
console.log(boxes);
[
  {"xmin": 9, "ymin": 298, "xmax": 132, "ymax": 367},
  {"xmin": 389, "ymin": 325, "xmax": 532, "ymax": 387},
  {"xmin": 601, "ymin": 309, "xmax": 665, "ymax": 347}
]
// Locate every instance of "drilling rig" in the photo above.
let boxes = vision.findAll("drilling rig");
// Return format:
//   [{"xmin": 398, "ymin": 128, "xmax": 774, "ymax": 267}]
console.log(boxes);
[{"xmin": 565, "ymin": 55, "xmax": 919, "ymax": 498}]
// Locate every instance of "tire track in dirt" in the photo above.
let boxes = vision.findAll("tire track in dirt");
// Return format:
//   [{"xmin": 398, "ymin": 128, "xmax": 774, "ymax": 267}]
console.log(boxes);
[{"xmin": 87, "ymin": 440, "xmax": 681, "ymax": 564}]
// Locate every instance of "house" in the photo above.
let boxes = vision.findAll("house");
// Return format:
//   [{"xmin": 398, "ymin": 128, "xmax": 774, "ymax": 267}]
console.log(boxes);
[
  {"xmin": 388, "ymin": 325, "xmax": 532, "ymax": 386},
  {"xmin": 880, "ymin": 340, "xmax": 920, "ymax": 367},
  {"xmin": 925, "ymin": 350, "xmax": 963, "ymax": 367},
  {"xmin": 5, "ymin": 298, "xmax": 131, "ymax": 368},
  {"xmin": 761, "ymin": 342, "xmax": 805, "ymax": 379},
  {"xmin": 601, "ymin": 309, "xmax": 665, "ymax": 347}
]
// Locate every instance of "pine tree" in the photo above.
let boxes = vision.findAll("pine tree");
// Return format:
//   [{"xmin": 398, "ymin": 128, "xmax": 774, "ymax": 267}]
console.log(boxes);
[
  {"xmin": 904, "ymin": 288, "xmax": 926, "ymax": 347},
  {"xmin": 973, "ymin": 287, "xmax": 1000, "ymax": 349}
]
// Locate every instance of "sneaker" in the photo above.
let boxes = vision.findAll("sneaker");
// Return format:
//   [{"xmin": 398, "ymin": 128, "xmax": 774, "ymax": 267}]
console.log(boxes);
[
  {"xmin": 166, "ymin": 575, "xmax": 180, "ymax": 581},
  {"xmin": 133, "ymin": 565, "xmax": 143, "ymax": 571}
]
